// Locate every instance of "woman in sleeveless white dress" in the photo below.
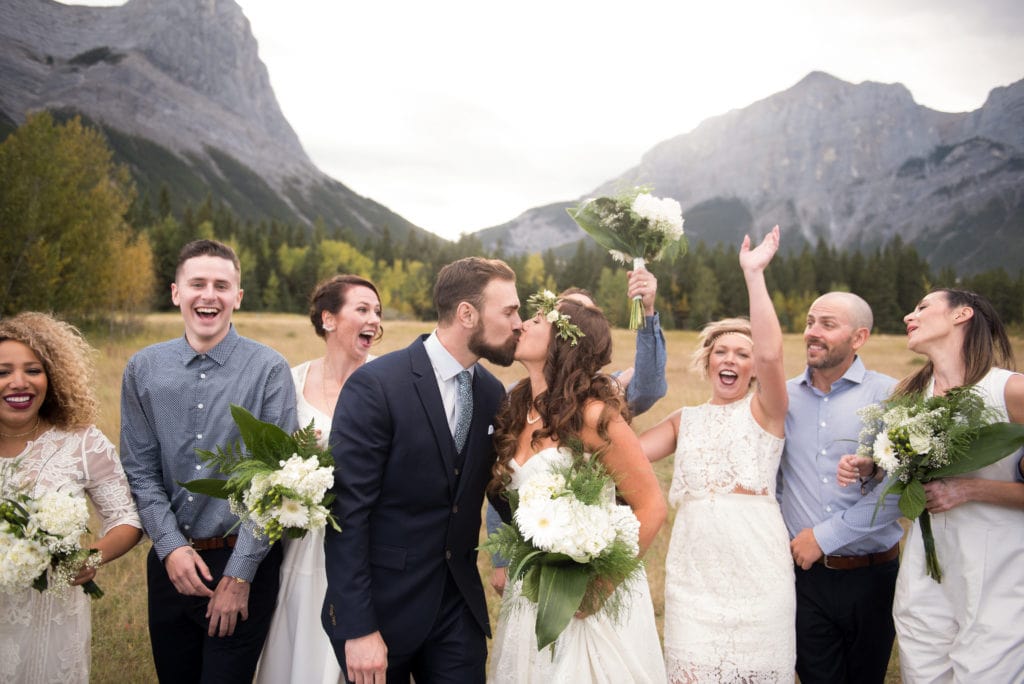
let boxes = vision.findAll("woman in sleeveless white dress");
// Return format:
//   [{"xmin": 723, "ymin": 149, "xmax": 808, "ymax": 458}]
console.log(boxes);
[
  {"xmin": 641, "ymin": 227, "xmax": 796, "ymax": 683},
  {"xmin": 888, "ymin": 290, "xmax": 1024, "ymax": 682},
  {"xmin": 0, "ymin": 312, "xmax": 142, "ymax": 684},
  {"xmin": 255, "ymin": 276, "xmax": 382, "ymax": 684},
  {"xmin": 487, "ymin": 291, "xmax": 667, "ymax": 683}
]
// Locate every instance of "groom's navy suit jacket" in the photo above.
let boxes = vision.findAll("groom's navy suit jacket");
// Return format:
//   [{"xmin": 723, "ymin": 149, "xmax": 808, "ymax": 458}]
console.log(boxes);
[{"xmin": 322, "ymin": 334, "xmax": 507, "ymax": 657}]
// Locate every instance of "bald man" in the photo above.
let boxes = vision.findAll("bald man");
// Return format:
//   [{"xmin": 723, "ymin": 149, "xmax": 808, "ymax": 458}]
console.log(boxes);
[{"xmin": 778, "ymin": 292, "xmax": 902, "ymax": 684}]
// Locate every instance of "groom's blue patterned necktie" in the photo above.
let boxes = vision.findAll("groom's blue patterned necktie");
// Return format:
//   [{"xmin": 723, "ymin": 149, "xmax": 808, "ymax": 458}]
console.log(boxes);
[{"xmin": 454, "ymin": 370, "xmax": 473, "ymax": 452}]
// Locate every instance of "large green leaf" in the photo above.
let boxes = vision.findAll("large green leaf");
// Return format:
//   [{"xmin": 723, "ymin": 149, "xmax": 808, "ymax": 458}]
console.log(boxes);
[
  {"xmin": 899, "ymin": 479, "xmax": 926, "ymax": 519},
  {"xmin": 230, "ymin": 404, "xmax": 296, "ymax": 466},
  {"xmin": 534, "ymin": 563, "xmax": 590, "ymax": 650},
  {"xmin": 927, "ymin": 422, "xmax": 1024, "ymax": 479},
  {"xmin": 870, "ymin": 478, "xmax": 905, "ymax": 524},
  {"xmin": 177, "ymin": 478, "xmax": 228, "ymax": 499},
  {"xmin": 566, "ymin": 200, "xmax": 634, "ymax": 255}
]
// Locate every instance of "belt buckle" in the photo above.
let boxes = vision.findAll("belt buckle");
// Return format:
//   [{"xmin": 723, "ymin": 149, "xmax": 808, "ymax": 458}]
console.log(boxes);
[{"xmin": 822, "ymin": 554, "xmax": 838, "ymax": 570}]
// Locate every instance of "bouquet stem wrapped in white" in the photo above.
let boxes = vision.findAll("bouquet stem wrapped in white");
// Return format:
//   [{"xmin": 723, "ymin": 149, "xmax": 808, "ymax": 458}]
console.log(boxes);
[
  {"xmin": 860, "ymin": 387, "xmax": 1024, "ymax": 582},
  {"xmin": 567, "ymin": 186, "xmax": 686, "ymax": 329},
  {"xmin": 480, "ymin": 443, "xmax": 643, "ymax": 650},
  {"xmin": 0, "ymin": 483, "xmax": 103, "ymax": 598},
  {"xmin": 181, "ymin": 405, "xmax": 339, "ymax": 544}
]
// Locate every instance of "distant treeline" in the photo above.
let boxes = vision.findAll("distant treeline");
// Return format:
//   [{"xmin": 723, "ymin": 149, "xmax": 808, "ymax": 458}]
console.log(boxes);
[{"xmin": 3, "ymin": 113, "xmax": 1022, "ymax": 334}]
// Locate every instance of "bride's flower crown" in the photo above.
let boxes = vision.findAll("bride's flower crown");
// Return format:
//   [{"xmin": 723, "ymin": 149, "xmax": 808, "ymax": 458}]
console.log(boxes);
[{"xmin": 527, "ymin": 290, "xmax": 585, "ymax": 347}]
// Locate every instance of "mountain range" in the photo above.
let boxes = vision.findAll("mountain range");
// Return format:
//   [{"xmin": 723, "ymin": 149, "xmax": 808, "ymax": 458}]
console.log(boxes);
[
  {"xmin": 480, "ymin": 72, "xmax": 1024, "ymax": 274},
  {"xmin": 1, "ymin": 0, "xmax": 1021, "ymax": 274}
]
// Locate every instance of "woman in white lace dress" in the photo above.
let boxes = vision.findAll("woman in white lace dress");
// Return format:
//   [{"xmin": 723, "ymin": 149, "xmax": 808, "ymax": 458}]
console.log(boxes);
[
  {"xmin": 641, "ymin": 226, "xmax": 796, "ymax": 683},
  {"xmin": 0, "ymin": 312, "xmax": 142, "ymax": 684},
  {"xmin": 487, "ymin": 291, "xmax": 667, "ymax": 683},
  {"xmin": 255, "ymin": 275, "xmax": 381, "ymax": 684}
]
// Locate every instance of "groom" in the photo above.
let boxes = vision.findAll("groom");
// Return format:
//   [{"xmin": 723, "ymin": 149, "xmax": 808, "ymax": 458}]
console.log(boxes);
[{"xmin": 323, "ymin": 257, "xmax": 521, "ymax": 683}]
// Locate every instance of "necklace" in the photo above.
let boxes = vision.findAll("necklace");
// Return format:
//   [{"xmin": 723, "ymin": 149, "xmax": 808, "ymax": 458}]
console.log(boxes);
[
  {"xmin": 526, "ymin": 408, "xmax": 541, "ymax": 425},
  {"xmin": 321, "ymin": 357, "xmax": 339, "ymax": 414},
  {"xmin": 0, "ymin": 417, "xmax": 40, "ymax": 439}
]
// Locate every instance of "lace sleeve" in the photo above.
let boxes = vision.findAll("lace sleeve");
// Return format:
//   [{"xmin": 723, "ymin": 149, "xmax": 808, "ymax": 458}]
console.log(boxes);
[{"xmin": 80, "ymin": 426, "xmax": 142, "ymax": 536}]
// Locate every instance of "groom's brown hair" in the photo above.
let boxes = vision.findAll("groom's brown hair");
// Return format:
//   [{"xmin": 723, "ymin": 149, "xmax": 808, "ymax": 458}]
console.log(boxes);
[{"xmin": 433, "ymin": 257, "xmax": 516, "ymax": 324}]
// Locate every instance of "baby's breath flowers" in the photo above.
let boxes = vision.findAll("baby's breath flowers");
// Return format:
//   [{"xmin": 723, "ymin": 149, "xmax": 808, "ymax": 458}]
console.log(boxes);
[{"xmin": 182, "ymin": 405, "xmax": 339, "ymax": 544}]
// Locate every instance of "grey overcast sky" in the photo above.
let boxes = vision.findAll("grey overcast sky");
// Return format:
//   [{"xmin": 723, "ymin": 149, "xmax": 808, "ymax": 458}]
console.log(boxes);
[{"xmin": 64, "ymin": 1, "xmax": 1024, "ymax": 240}]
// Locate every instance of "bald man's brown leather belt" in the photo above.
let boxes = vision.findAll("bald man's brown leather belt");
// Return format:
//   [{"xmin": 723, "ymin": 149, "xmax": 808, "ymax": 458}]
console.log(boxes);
[{"xmin": 816, "ymin": 544, "xmax": 898, "ymax": 570}]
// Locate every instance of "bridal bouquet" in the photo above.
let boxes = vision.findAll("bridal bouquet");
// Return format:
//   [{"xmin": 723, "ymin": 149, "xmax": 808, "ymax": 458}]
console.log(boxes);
[
  {"xmin": 567, "ymin": 186, "xmax": 686, "ymax": 329},
  {"xmin": 181, "ymin": 405, "xmax": 339, "ymax": 544},
  {"xmin": 481, "ymin": 444, "xmax": 643, "ymax": 650},
  {"xmin": 859, "ymin": 387, "xmax": 1024, "ymax": 582},
  {"xmin": 0, "ymin": 484, "xmax": 103, "ymax": 598}
]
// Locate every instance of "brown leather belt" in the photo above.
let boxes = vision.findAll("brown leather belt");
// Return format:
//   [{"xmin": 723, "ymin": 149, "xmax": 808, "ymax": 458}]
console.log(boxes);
[
  {"xmin": 189, "ymin": 535, "xmax": 237, "ymax": 551},
  {"xmin": 817, "ymin": 544, "xmax": 899, "ymax": 570}
]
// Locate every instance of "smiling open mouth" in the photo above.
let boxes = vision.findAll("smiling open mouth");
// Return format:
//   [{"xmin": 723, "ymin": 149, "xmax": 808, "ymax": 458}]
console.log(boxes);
[
  {"xmin": 719, "ymin": 370, "xmax": 738, "ymax": 386},
  {"xmin": 4, "ymin": 394, "xmax": 33, "ymax": 409}
]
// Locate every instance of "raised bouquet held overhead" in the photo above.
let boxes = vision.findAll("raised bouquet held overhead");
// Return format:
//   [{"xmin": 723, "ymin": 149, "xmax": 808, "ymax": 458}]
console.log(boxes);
[{"xmin": 567, "ymin": 186, "xmax": 686, "ymax": 329}]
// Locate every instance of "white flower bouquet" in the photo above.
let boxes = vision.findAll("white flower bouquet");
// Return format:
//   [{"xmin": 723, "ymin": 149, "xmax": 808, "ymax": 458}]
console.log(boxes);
[
  {"xmin": 480, "ymin": 443, "xmax": 643, "ymax": 650},
  {"xmin": 181, "ymin": 405, "xmax": 339, "ymax": 544},
  {"xmin": 858, "ymin": 387, "xmax": 1024, "ymax": 582},
  {"xmin": 0, "ymin": 484, "xmax": 103, "ymax": 598},
  {"xmin": 567, "ymin": 186, "xmax": 686, "ymax": 329}
]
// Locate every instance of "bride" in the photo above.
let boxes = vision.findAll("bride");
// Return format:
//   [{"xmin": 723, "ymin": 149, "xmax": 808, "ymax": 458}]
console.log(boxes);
[
  {"xmin": 255, "ymin": 275, "xmax": 382, "ymax": 684},
  {"xmin": 487, "ymin": 291, "xmax": 667, "ymax": 683}
]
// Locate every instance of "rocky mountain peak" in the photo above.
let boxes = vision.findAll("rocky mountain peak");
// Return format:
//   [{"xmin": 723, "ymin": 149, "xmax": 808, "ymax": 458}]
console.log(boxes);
[{"xmin": 0, "ymin": 0, "xmax": 311, "ymax": 183}]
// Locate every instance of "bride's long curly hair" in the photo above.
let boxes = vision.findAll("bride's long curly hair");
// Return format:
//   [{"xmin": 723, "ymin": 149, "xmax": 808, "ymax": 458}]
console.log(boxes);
[{"xmin": 488, "ymin": 298, "xmax": 628, "ymax": 495}]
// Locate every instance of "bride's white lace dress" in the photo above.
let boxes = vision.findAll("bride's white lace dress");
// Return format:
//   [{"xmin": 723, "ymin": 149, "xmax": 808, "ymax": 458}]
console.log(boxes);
[
  {"xmin": 663, "ymin": 395, "xmax": 795, "ymax": 683},
  {"xmin": 0, "ymin": 426, "xmax": 141, "ymax": 684},
  {"xmin": 488, "ymin": 446, "xmax": 667, "ymax": 684}
]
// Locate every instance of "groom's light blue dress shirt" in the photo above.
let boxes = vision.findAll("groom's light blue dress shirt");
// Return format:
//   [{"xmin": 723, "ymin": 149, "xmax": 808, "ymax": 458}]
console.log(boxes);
[{"xmin": 121, "ymin": 325, "xmax": 297, "ymax": 581}]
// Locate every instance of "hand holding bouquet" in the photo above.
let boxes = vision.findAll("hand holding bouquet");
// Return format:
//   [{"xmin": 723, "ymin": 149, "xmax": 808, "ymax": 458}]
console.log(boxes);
[
  {"xmin": 181, "ymin": 405, "xmax": 339, "ymax": 544},
  {"xmin": 480, "ymin": 444, "xmax": 643, "ymax": 650},
  {"xmin": 0, "ymin": 485, "xmax": 103, "ymax": 598},
  {"xmin": 567, "ymin": 186, "xmax": 686, "ymax": 329},
  {"xmin": 859, "ymin": 387, "xmax": 1024, "ymax": 581}
]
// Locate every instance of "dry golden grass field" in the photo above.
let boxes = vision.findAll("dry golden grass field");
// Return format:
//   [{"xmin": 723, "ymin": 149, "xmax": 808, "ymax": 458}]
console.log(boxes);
[{"xmin": 82, "ymin": 313, "xmax": 1023, "ymax": 682}]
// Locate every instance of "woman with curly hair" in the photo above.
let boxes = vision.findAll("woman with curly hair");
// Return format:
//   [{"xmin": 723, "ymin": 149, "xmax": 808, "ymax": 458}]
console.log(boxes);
[
  {"xmin": 641, "ymin": 226, "xmax": 795, "ymax": 683},
  {"xmin": 0, "ymin": 312, "xmax": 142, "ymax": 683},
  {"xmin": 487, "ymin": 292, "xmax": 667, "ymax": 682}
]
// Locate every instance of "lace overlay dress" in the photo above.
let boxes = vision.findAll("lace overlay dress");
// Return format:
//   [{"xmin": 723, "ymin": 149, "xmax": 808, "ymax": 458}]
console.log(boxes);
[
  {"xmin": 663, "ymin": 395, "xmax": 795, "ymax": 683},
  {"xmin": 0, "ymin": 426, "xmax": 141, "ymax": 684},
  {"xmin": 488, "ymin": 447, "xmax": 667, "ymax": 683}
]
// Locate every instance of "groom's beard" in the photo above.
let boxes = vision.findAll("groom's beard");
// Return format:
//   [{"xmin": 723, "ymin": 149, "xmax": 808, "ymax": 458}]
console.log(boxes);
[{"xmin": 468, "ymin": 325, "xmax": 519, "ymax": 367}]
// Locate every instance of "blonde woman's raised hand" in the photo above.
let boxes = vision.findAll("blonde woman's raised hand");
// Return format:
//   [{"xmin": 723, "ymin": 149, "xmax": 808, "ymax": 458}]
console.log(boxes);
[{"xmin": 739, "ymin": 224, "xmax": 780, "ymax": 274}]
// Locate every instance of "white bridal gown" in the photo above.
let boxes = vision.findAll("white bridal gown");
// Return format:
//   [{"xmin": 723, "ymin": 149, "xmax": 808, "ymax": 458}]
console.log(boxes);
[
  {"xmin": 0, "ymin": 426, "xmax": 141, "ymax": 684},
  {"xmin": 255, "ymin": 359, "xmax": 347, "ymax": 684},
  {"xmin": 662, "ymin": 394, "xmax": 795, "ymax": 683},
  {"xmin": 488, "ymin": 446, "xmax": 666, "ymax": 684}
]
